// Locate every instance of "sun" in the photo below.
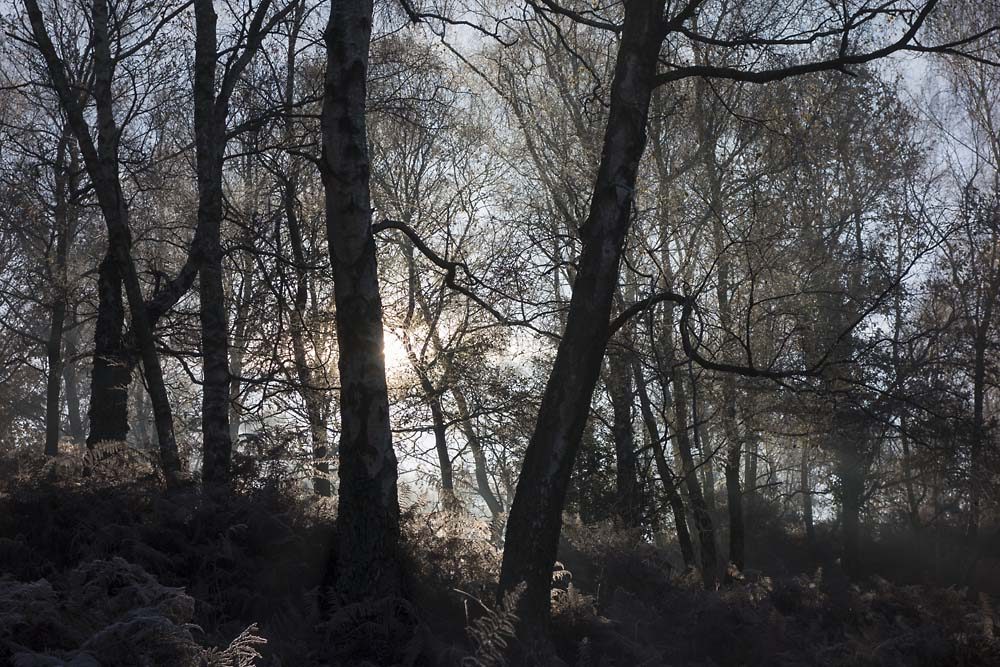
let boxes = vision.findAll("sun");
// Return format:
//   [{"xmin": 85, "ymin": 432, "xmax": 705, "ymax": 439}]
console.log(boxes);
[{"xmin": 382, "ymin": 330, "xmax": 410, "ymax": 375}]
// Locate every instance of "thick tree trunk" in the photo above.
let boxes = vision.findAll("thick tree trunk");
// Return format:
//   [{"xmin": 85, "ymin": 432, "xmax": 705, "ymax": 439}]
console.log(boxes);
[
  {"xmin": 27, "ymin": 0, "xmax": 181, "ymax": 486},
  {"xmin": 835, "ymin": 421, "xmax": 865, "ymax": 576},
  {"xmin": 87, "ymin": 253, "xmax": 131, "ymax": 446},
  {"xmin": 322, "ymin": 0, "xmax": 401, "ymax": 602},
  {"xmin": 498, "ymin": 2, "xmax": 665, "ymax": 623}
]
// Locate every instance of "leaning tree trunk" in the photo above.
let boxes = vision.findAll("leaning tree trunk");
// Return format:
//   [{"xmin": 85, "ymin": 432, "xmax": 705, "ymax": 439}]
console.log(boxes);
[
  {"xmin": 633, "ymin": 355, "xmax": 695, "ymax": 568},
  {"xmin": 669, "ymin": 354, "xmax": 719, "ymax": 587},
  {"xmin": 497, "ymin": 0, "xmax": 666, "ymax": 625},
  {"xmin": 322, "ymin": 0, "xmax": 401, "ymax": 602},
  {"xmin": 453, "ymin": 387, "xmax": 504, "ymax": 518}
]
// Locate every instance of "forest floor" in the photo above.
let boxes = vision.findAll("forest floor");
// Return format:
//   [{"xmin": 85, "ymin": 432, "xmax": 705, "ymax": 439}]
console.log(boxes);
[{"xmin": 2, "ymin": 452, "xmax": 999, "ymax": 666}]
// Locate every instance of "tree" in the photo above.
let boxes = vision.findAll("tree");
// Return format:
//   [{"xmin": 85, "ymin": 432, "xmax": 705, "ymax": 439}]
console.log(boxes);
[
  {"xmin": 496, "ymin": 0, "xmax": 990, "ymax": 625},
  {"xmin": 321, "ymin": 0, "xmax": 402, "ymax": 602}
]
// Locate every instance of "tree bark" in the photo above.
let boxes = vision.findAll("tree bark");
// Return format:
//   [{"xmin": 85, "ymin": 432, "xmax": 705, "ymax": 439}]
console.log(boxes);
[
  {"xmin": 497, "ymin": 1, "xmax": 666, "ymax": 623},
  {"xmin": 192, "ymin": 0, "xmax": 233, "ymax": 488},
  {"xmin": 322, "ymin": 0, "xmax": 401, "ymax": 601},
  {"xmin": 86, "ymin": 253, "xmax": 131, "ymax": 446}
]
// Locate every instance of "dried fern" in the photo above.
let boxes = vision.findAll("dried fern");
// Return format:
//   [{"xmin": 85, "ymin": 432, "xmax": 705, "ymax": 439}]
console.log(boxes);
[
  {"xmin": 200, "ymin": 623, "xmax": 267, "ymax": 667},
  {"xmin": 461, "ymin": 582, "xmax": 524, "ymax": 667}
]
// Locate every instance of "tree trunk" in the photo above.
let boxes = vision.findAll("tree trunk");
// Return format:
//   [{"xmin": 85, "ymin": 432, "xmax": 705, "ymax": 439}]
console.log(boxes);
[
  {"xmin": 801, "ymin": 444, "xmax": 815, "ymax": 544},
  {"xmin": 62, "ymin": 306, "xmax": 85, "ymax": 445},
  {"xmin": 322, "ymin": 0, "xmax": 401, "ymax": 602},
  {"xmin": 497, "ymin": 1, "xmax": 666, "ymax": 624},
  {"xmin": 453, "ymin": 387, "xmax": 504, "ymax": 518},
  {"xmin": 633, "ymin": 355, "xmax": 695, "ymax": 568},
  {"xmin": 670, "ymin": 359, "xmax": 719, "ymax": 587},
  {"xmin": 429, "ymin": 393, "xmax": 457, "ymax": 509},
  {"xmin": 278, "ymin": 0, "xmax": 330, "ymax": 497},
  {"xmin": 835, "ymin": 422, "xmax": 865, "ymax": 576},
  {"xmin": 607, "ymin": 348, "xmax": 640, "ymax": 526},
  {"xmin": 44, "ymin": 134, "xmax": 73, "ymax": 456},
  {"xmin": 86, "ymin": 253, "xmax": 131, "ymax": 446},
  {"xmin": 968, "ymin": 323, "xmax": 989, "ymax": 539},
  {"xmin": 743, "ymin": 423, "xmax": 759, "ymax": 509},
  {"xmin": 723, "ymin": 403, "xmax": 745, "ymax": 570},
  {"xmin": 26, "ymin": 0, "xmax": 181, "ymax": 486},
  {"xmin": 697, "ymin": 75, "xmax": 744, "ymax": 569},
  {"xmin": 193, "ymin": 0, "xmax": 233, "ymax": 488}
]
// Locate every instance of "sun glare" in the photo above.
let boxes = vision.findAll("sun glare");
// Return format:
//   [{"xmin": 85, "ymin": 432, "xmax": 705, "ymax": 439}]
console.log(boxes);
[{"xmin": 382, "ymin": 331, "xmax": 410, "ymax": 375}]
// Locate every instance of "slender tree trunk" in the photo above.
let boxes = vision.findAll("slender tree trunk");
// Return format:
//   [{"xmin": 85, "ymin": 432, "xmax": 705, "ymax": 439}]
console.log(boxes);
[
  {"xmin": 900, "ymin": 427, "xmax": 921, "ymax": 531},
  {"xmin": 836, "ymin": 425, "xmax": 865, "ymax": 576},
  {"xmin": 801, "ymin": 444, "xmax": 815, "ymax": 544},
  {"xmin": 670, "ymin": 360, "xmax": 718, "ymax": 587},
  {"xmin": 607, "ymin": 348, "xmax": 640, "ymax": 526},
  {"xmin": 697, "ymin": 78, "xmax": 745, "ymax": 569},
  {"xmin": 193, "ymin": 0, "xmax": 233, "ymax": 488},
  {"xmin": 968, "ymin": 325, "xmax": 989, "ymax": 539},
  {"xmin": 723, "ymin": 406, "xmax": 745, "ymax": 570},
  {"xmin": 62, "ymin": 306, "xmax": 85, "ymax": 444},
  {"xmin": 428, "ymin": 393, "xmax": 456, "ymax": 509},
  {"xmin": 453, "ymin": 387, "xmax": 504, "ymax": 517},
  {"xmin": 743, "ymin": 423, "xmax": 759, "ymax": 508},
  {"xmin": 133, "ymin": 378, "xmax": 151, "ymax": 448},
  {"xmin": 322, "ymin": 0, "xmax": 401, "ymax": 601},
  {"xmin": 277, "ymin": 0, "xmax": 330, "ymax": 497},
  {"xmin": 404, "ymin": 333, "xmax": 457, "ymax": 509},
  {"xmin": 44, "ymin": 135, "xmax": 73, "ymax": 456},
  {"xmin": 286, "ymin": 159, "xmax": 333, "ymax": 497},
  {"xmin": 497, "ymin": 1, "xmax": 666, "ymax": 624},
  {"xmin": 633, "ymin": 356, "xmax": 695, "ymax": 568}
]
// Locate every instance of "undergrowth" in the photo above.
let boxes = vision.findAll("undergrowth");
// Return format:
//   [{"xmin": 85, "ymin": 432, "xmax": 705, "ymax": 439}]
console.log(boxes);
[{"xmin": 2, "ymin": 446, "xmax": 999, "ymax": 666}]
